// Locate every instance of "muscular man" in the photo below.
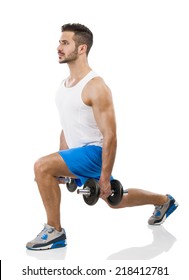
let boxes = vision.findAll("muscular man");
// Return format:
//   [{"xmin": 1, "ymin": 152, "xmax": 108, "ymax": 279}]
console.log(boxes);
[{"xmin": 26, "ymin": 23, "xmax": 178, "ymax": 250}]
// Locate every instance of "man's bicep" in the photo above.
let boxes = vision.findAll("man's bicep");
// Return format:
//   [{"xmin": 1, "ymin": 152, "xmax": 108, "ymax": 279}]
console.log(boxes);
[{"xmin": 92, "ymin": 89, "xmax": 116, "ymax": 136}]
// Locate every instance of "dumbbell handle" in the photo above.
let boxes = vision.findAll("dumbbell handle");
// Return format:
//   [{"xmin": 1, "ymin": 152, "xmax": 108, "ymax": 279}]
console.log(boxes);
[
  {"xmin": 57, "ymin": 177, "xmax": 71, "ymax": 183},
  {"xmin": 77, "ymin": 187, "xmax": 90, "ymax": 196},
  {"xmin": 77, "ymin": 187, "xmax": 128, "ymax": 196}
]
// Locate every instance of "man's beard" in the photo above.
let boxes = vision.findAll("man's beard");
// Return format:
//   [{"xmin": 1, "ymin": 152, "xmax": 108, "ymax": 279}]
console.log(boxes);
[{"xmin": 59, "ymin": 48, "xmax": 79, "ymax": 64}]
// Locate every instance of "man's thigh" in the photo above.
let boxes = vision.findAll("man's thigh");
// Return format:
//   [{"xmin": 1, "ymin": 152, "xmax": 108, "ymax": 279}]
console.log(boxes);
[{"xmin": 35, "ymin": 152, "xmax": 77, "ymax": 178}]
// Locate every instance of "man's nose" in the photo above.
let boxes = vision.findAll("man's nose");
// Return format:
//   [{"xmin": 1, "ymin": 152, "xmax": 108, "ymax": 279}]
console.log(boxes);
[{"xmin": 57, "ymin": 44, "xmax": 62, "ymax": 51}]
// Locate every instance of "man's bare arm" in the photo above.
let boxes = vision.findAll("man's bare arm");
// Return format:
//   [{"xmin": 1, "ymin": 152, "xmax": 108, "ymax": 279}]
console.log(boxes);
[
  {"xmin": 59, "ymin": 130, "xmax": 69, "ymax": 150},
  {"xmin": 83, "ymin": 78, "xmax": 117, "ymax": 198}
]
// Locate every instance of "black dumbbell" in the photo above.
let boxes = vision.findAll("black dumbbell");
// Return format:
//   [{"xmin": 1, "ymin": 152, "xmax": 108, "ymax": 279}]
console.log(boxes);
[
  {"xmin": 57, "ymin": 177, "xmax": 78, "ymax": 192},
  {"xmin": 77, "ymin": 179, "xmax": 128, "ymax": 206}
]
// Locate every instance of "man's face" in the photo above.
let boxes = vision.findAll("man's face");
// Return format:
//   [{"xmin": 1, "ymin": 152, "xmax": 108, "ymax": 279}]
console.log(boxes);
[{"xmin": 57, "ymin": 31, "xmax": 79, "ymax": 64}]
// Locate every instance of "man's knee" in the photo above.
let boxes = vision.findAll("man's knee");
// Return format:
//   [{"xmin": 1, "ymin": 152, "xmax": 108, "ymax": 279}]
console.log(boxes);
[
  {"xmin": 101, "ymin": 197, "xmax": 118, "ymax": 209},
  {"xmin": 34, "ymin": 156, "xmax": 49, "ymax": 180},
  {"xmin": 106, "ymin": 201, "xmax": 119, "ymax": 209},
  {"xmin": 103, "ymin": 197, "xmax": 124, "ymax": 209}
]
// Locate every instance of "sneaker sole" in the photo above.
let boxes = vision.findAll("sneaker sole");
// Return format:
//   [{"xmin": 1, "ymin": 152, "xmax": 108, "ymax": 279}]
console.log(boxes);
[
  {"xmin": 154, "ymin": 200, "xmax": 179, "ymax": 225},
  {"xmin": 26, "ymin": 240, "xmax": 67, "ymax": 250}
]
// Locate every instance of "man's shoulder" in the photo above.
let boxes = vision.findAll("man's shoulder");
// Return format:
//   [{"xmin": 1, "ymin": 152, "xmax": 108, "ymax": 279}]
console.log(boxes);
[
  {"xmin": 86, "ymin": 75, "xmax": 110, "ymax": 91},
  {"xmin": 83, "ymin": 75, "xmax": 112, "ymax": 105}
]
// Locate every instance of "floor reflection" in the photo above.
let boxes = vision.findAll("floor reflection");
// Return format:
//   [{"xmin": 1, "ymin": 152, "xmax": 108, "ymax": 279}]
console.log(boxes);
[
  {"xmin": 107, "ymin": 225, "xmax": 177, "ymax": 260},
  {"xmin": 26, "ymin": 246, "xmax": 67, "ymax": 260}
]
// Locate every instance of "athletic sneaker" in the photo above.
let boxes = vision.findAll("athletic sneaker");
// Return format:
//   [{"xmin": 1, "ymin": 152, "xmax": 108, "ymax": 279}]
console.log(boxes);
[
  {"xmin": 26, "ymin": 224, "xmax": 67, "ymax": 250},
  {"xmin": 148, "ymin": 194, "xmax": 178, "ymax": 225}
]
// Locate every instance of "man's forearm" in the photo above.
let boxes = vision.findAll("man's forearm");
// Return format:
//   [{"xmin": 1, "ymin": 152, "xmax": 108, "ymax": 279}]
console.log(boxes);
[{"xmin": 100, "ymin": 133, "xmax": 117, "ymax": 182}]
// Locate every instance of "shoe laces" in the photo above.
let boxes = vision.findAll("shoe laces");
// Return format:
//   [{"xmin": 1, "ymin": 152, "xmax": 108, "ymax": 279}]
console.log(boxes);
[
  {"xmin": 36, "ymin": 225, "xmax": 55, "ymax": 240},
  {"xmin": 153, "ymin": 205, "xmax": 163, "ymax": 217}
]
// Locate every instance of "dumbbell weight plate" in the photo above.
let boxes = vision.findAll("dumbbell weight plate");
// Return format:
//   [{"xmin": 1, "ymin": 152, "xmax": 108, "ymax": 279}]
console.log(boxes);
[
  {"xmin": 107, "ymin": 180, "xmax": 123, "ymax": 206},
  {"xmin": 83, "ymin": 179, "xmax": 100, "ymax": 206},
  {"xmin": 66, "ymin": 179, "xmax": 78, "ymax": 192}
]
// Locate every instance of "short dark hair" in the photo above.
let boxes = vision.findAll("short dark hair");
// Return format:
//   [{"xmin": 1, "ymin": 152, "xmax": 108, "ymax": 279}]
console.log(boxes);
[{"xmin": 61, "ymin": 23, "xmax": 93, "ymax": 55}]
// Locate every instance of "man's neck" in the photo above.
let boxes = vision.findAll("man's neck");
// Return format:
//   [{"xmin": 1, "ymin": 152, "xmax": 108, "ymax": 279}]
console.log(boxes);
[{"xmin": 66, "ymin": 61, "xmax": 92, "ymax": 87}]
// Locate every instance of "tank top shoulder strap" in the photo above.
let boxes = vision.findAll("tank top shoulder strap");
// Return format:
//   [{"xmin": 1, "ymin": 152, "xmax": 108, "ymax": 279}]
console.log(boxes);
[{"xmin": 78, "ymin": 70, "xmax": 98, "ymax": 88}]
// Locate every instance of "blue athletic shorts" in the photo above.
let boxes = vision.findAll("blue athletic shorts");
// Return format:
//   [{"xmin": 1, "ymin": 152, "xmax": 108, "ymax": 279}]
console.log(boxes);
[{"xmin": 58, "ymin": 145, "xmax": 113, "ymax": 186}]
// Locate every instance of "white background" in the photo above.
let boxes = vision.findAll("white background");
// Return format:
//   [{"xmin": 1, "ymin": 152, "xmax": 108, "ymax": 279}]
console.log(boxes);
[{"xmin": 0, "ymin": 0, "xmax": 189, "ymax": 279}]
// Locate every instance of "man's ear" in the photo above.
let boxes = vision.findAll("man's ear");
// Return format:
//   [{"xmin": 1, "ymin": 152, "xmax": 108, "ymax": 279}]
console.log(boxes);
[{"xmin": 78, "ymin": 44, "xmax": 87, "ymax": 54}]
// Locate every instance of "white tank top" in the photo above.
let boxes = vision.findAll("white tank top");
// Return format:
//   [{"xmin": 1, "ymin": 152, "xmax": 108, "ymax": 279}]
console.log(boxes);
[{"xmin": 55, "ymin": 70, "xmax": 103, "ymax": 148}]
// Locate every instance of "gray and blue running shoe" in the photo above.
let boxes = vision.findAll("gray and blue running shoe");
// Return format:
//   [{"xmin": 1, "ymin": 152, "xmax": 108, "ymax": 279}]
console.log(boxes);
[
  {"xmin": 26, "ymin": 224, "xmax": 67, "ymax": 250},
  {"xmin": 148, "ymin": 194, "xmax": 178, "ymax": 225}
]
